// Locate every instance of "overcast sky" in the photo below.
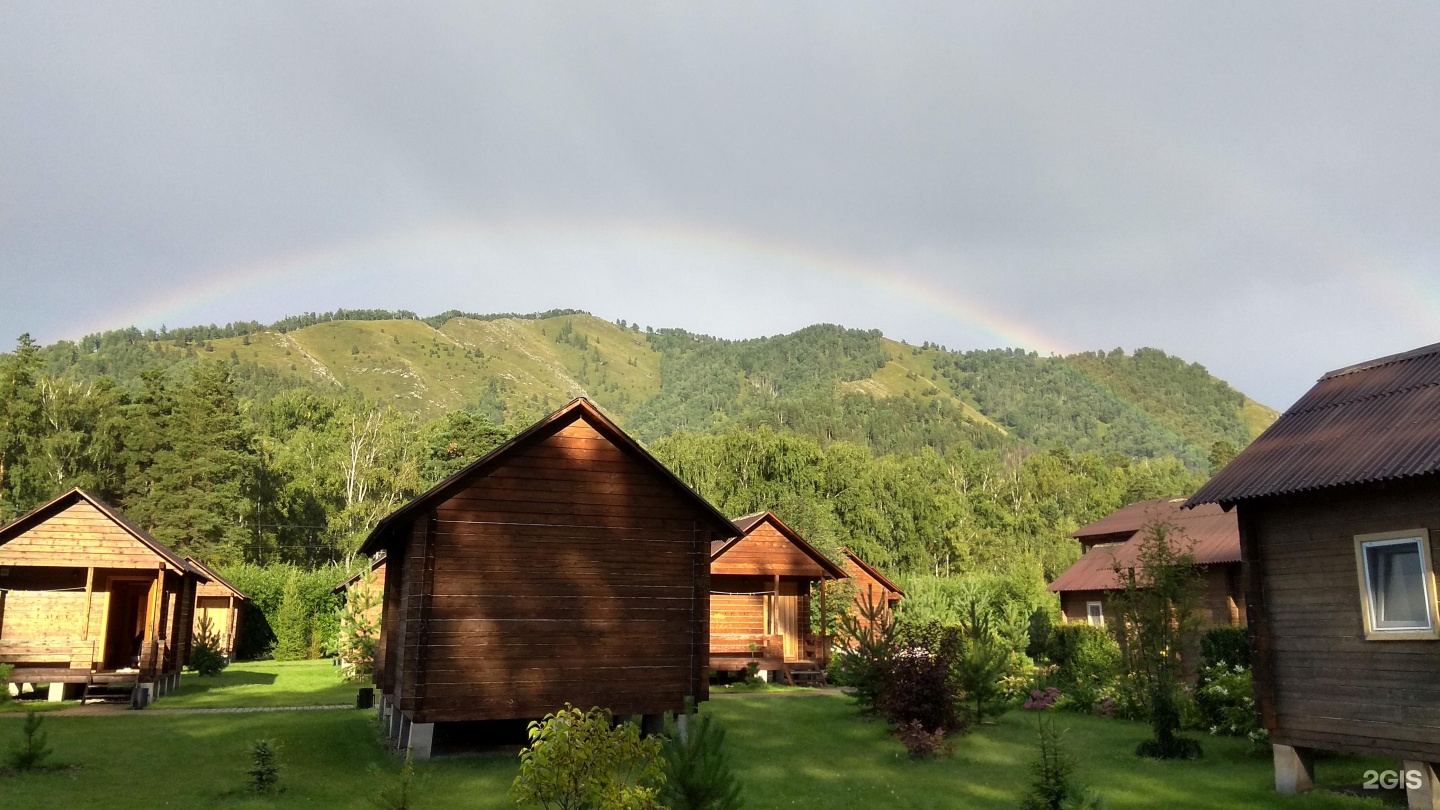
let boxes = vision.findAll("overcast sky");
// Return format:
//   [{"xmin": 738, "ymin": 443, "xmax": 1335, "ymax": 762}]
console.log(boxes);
[{"xmin": 4, "ymin": 2, "xmax": 1439, "ymax": 408}]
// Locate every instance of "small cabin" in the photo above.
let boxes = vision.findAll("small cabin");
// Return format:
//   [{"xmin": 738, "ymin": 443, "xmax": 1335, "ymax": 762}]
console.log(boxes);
[
  {"xmin": 841, "ymin": 548, "xmax": 904, "ymax": 627},
  {"xmin": 1048, "ymin": 498, "xmax": 1244, "ymax": 629},
  {"xmin": 0, "ymin": 488, "xmax": 206, "ymax": 704},
  {"xmin": 333, "ymin": 554, "xmax": 386, "ymax": 622},
  {"xmin": 362, "ymin": 399, "xmax": 738, "ymax": 759},
  {"xmin": 1188, "ymin": 341, "xmax": 1440, "ymax": 808},
  {"xmin": 185, "ymin": 557, "xmax": 248, "ymax": 661},
  {"xmin": 709, "ymin": 512, "xmax": 847, "ymax": 684}
]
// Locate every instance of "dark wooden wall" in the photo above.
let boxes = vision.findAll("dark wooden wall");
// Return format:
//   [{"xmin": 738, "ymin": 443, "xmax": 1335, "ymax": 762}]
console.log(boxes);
[
  {"xmin": 383, "ymin": 415, "xmax": 714, "ymax": 724},
  {"xmin": 1244, "ymin": 476, "xmax": 1440, "ymax": 761}
]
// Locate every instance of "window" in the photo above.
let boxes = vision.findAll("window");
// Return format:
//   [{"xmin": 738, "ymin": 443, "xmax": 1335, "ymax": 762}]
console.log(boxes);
[
  {"xmin": 1355, "ymin": 530, "xmax": 1440, "ymax": 640},
  {"xmin": 1086, "ymin": 601, "xmax": 1104, "ymax": 627}
]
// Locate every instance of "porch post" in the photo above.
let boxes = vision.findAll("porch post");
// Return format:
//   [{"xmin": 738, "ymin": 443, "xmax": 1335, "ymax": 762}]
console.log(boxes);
[{"xmin": 819, "ymin": 578, "xmax": 828, "ymax": 668}]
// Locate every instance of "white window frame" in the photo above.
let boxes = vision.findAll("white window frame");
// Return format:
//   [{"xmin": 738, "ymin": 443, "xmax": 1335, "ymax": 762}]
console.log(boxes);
[
  {"xmin": 1354, "ymin": 529, "xmax": 1440, "ymax": 641},
  {"xmin": 1086, "ymin": 601, "xmax": 1104, "ymax": 627}
]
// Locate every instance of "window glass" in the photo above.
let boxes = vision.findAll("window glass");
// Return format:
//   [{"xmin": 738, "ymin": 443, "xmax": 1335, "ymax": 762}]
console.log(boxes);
[
  {"xmin": 1364, "ymin": 539, "xmax": 1432, "ymax": 631},
  {"xmin": 1086, "ymin": 601, "xmax": 1104, "ymax": 627}
]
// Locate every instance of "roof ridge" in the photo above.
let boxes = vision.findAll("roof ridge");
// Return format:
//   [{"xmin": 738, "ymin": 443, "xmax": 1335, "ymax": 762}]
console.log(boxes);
[
  {"xmin": 1286, "ymin": 376, "xmax": 1440, "ymax": 416},
  {"xmin": 1320, "ymin": 341, "xmax": 1440, "ymax": 381}
]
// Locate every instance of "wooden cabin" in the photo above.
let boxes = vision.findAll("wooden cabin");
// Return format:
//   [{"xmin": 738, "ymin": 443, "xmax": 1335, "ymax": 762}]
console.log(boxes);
[
  {"xmin": 185, "ymin": 556, "xmax": 248, "ymax": 661},
  {"xmin": 1188, "ymin": 341, "xmax": 1440, "ymax": 808},
  {"xmin": 0, "ymin": 488, "xmax": 206, "ymax": 705},
  {"xmin": 333, "ymin": 554, "xmax": 386, "ymax": 624},
  {"xmin": 841, "ymin": 548, "xmax": 904, "ymax": 626},
  {"xmin": 1048, "ymin": 498, "xmax": 1244, "ymax": 629},
  {"xmin": 362, "ymin": 399, "xmax": 738, "ymax": 759},
  {"xmin": 709, "ymin": 512, "xmax": 847, "ymax": 684}
]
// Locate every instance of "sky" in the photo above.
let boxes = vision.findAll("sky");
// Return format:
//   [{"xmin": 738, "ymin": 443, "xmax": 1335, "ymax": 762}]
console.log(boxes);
[{"xmin": 3, "ymin": 2, "xmax": 1439, "ymax": 409}]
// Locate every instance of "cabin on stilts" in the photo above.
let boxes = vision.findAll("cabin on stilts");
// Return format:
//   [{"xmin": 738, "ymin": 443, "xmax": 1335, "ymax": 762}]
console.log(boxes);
[
  {"xmin": 185, "ymin": 557, "xmax": 248, "ymax": 661},
  {"xmin": 362, "ymin": 398, "xmax": 738, "ymax": 759},
  {"xmin": 0, "ymin": 488, "xmax": 206, "ymax": 705},
  {"xmin": 1188, "ymin": 340, "xmax": 1440, "ymax": 809},
  {"xmin": 841, "ymin": 548, "xmax": 904, "ymax": 627},
  {"xmin": 709, "ymin": 512, "xmax": 847, "ymax": 685}
]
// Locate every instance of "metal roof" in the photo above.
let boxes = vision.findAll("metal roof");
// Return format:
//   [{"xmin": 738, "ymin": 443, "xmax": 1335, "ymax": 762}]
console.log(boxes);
[
  {"xmin": 1050, "ymin": 498, "xmax": 1239, "ymax": 593},
  {"xmin": 1188, "ymin": 341, "xmax": 1440, "ymax": 507}
]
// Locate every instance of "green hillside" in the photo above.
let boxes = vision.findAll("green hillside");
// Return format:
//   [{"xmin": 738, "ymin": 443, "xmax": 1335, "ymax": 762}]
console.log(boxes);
[{"xmin": 34, "ymin": 309, "xmax": 1274, "ymax": 468}]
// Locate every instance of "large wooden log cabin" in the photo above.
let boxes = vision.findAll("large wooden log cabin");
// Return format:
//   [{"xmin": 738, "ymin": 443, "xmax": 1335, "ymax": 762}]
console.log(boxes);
[
  {"xmin": 1048, "ymin": 497, "xmax": 1244, "ymax": 629},
  {"xmin": 709, "ymin": 512, "xmax": 847, "ymax": 684},
  {"xmin": 186, "ymin": 556, "xmax": 248, "ymax": 661},
  {"xmin": 362, "ymin": 399, "xmax": 738, "ymax": 759},
  {"xmin": 0, "ymin": 488, "xmax": 205, "ymax": 705},
  {"xmin": 1188, "ymin": 341, "xmax": 1440, "ymax": 808}
]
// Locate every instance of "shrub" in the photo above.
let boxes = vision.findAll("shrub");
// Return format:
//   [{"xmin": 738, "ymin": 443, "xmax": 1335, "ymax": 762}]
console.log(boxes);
[
  {"xmin": 1135, "ymin": 674, "xmax": 1202, "ymax": 760},
  {"xmin": 954, "ymin": 601, "xmax": 1009, "ymax": 725},
  {"xmin": 189, "ymin": 615, "xmax": 228, "ymax": 677},
  {"xmin": 8, "ymin": 711, "xmax": 52, "ymax": 771},
  {"xmin": 659, "ymin": 709, "xmax": 743, "ymax": 810},
  {"xmin": 879, "ymin": 622, "xmax": 965, "ymax": 734},
  {"xmin": 272, "ymin": 573, "xmax": 311, "ymax": 661},
  {"xmin": 896, "ymin": 719, "xmax": 950, "ymax": 759},
  {"xmin": 338, "ymin": 567, "xmax": 382, "ymax": 682},
  {"xmin": 371, "ymin": 753, "xmax": 417, "ymax": 810},
  {"xmin": 248, "ymin": 739, "xmax": 282, "ymax": 793},
  {"xmin": 1024, "ymin": 688, "xmax": 1061, "ymax": 711},
  {"xmin": 0, "ymin": 663, "xmax": 12, "ymax": 704},
  {"xmin": 1200, "ymin": 626, "xmax": 1249, "ymax": 671},
  {"xmin": 1044, "ymin": 624, "xmax": 1121, "ymax": 684},
  {"xmin": 1196, "ymin": 664, "xmax": 1265, "ymax": 746},
  {"xmin": 1019, "ymin": 715, "xmax": 1102, "ymax": 810},
  {"xmin": 511, "ymin": 704, "xmax": 664, "ymax": 810},
  {"xmin": 835, "ymin": 591, "xmax": 899, "ymax": 716}
]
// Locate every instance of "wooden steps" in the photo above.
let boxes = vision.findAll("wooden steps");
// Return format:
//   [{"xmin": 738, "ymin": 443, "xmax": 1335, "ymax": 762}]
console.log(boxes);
[{"xmin": 781, "ymin": 662, "xmax": 826, "ymax": 687}]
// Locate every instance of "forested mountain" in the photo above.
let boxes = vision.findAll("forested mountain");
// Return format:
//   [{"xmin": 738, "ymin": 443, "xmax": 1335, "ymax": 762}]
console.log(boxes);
[{"xmin": 0, "ymin": 309, "xmax": 1274, "ymax": 580}]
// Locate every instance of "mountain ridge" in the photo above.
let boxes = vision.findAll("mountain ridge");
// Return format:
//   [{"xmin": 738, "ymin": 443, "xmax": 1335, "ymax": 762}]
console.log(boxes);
[{"xmin": 32, "ymin": 308, "xmax": 1278, "ymax": 468}]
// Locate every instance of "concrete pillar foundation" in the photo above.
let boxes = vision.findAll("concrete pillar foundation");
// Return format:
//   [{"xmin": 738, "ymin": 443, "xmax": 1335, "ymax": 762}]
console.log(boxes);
[
  {"xmin": 407, "ymin": 722, "xmax": 435, "ymax": 761},
  {"xmin": 48, "ymin": 683, "xmax": 66, "ymax": 703},
  {"xmin": 1404, "ymin": 761, "xmax": 1440, "ymax": 810},
  {"xmin": 1274, "ymin": 744, "xmax": 1316, "ymax": 795}
]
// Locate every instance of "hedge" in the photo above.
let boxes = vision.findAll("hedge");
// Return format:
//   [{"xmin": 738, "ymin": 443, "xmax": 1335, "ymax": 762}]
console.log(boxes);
[{"xmin": 218, "ymin": 563, "xmax": 353, "ymax": 661}]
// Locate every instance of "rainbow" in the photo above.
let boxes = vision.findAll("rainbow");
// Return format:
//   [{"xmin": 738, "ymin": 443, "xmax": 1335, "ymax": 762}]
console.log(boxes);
[{"xmin": 80, "ymin": 217, "xmax": 1074, "ymax": 354}]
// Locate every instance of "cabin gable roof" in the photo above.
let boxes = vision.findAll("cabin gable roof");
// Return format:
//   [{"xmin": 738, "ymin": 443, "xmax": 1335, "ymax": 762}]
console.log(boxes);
[
  {"xmin": 842, "ymin": 549, "xmax": 905, "ymax": 596},
  {"xmin": 334, "ymin": 554, "xmax": 386, "ymax": 594},
  {"xmin": 0, "ymin": 488, "xmax": 196, "ymax": 575},
  {"xmin": 711, "ymin": 511, "xmax": 848, "ymax": 579},
  {"xmin": 185, "ymin": 556, "xmax": 247, "ymax": 598},
  {"xmin": 362, "ymin": 398, "xmax": 739, "ymax": 555},
  {"xmin": 1190, "ymin": 340, "xmax": 1440, "ymax": 507},
  {"xmin": 1050, "ymin": 498, "xmax": 1239, "ymax": 593}
]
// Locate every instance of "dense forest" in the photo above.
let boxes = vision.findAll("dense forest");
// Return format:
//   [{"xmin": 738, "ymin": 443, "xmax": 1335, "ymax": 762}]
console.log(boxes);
[{"xmin": 0, "ymin": 309, "xmax": 1268, "ymax": 581}]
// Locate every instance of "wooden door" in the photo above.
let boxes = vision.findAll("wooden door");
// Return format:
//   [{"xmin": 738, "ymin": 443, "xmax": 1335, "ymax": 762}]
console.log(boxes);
[{"xmin": 778, "ymin": 581, "xmax": 800, "ymax": 660}]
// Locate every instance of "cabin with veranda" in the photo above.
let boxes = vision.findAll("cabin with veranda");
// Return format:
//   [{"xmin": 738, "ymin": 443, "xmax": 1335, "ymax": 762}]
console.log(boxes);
[
  {"xmin": 709, "ymin": 511, "xmax": 847, "ymax": 685},
  {"xmin": 363, "ymin": 398, "xmax": 738, "ymax": 759},
  {"xmin": 1188, "ymin": 340, "xmax": 1440, "ymax": 809},
  {"xmin": 0, "ymin": 488, "xmax": 206, "ymax": 704}
]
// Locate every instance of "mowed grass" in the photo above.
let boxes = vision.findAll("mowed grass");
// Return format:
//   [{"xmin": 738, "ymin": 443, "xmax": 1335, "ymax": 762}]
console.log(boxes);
[
  {"xmin": 162, "ymin": 660, "xmax": 359, "ymax": 709},
  {"xmin": 0, "ymin": 685, "xmax": 1394, "ymax": 808}
]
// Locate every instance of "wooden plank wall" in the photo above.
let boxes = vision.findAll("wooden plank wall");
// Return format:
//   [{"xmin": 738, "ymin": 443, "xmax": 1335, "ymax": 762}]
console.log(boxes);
[
  {"xmin": 712, "ymin": 521, "xmax": 827, "ymax": 578},
  {"xmin": 1249, "ymin": 478, "xmax": 1440, "ymax": 761},
  {"xmin": 393, "ymin": 416, "xmax": 712, "ymax": 724},
  {"xmin": 0, "ymin": 501, "xmax": 163, "ymax": 569}
]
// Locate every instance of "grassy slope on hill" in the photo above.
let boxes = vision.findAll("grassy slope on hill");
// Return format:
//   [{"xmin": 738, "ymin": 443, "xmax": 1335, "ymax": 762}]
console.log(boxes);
[{"xmin": 34, "ymin": 310, "xmax": 1276, "ymax": 465}]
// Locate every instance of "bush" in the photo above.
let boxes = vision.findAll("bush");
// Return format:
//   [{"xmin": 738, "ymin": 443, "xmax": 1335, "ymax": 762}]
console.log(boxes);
[
  {"xmin": 879, "ymin": 622, "xmax": 965, "ymax": 734},
  {"xmin": 1024, "ymin": 688, "xmax": 1061, "ymax": 711},
  {"xmin": 954, "ymin": 601, "xmax": 1009, "ymax": 725},
  {"xmin": 896, "ymin": 719, "xmax": 950, "ymax": 759},
  {"xmin": 510, "ymin": 705, "xmax": 664, "ymax": 810},
  {"xmin": 0, "ymin": 663, "xmax": 12, "ymax": 704},
  {"xmin": 1019, "ymin": 715, "xmax": 1102, "ymax": 810},
  {"xmin": 1135, "ymin": 674, "xmax": 1202, "ymax": 760},
  {"xmin": 1200, "ymin": 626, "xmax": 1249, "ymax": 671},
  {"xmin": 659, "ymin": 709, "xmax": 743, "ymax": 810},
  {"xmin": 8, "ymin": 711, "xmax": 52, "ymax": 771},
  {"xmin": 189, "ymin": 615, "xmax": 228, "ymax": 676},
  {"xmin": 1196, "ymin": 664, "xmax": 1265, "ymax": 745},
  {"xmin": 248, "ymin": 739, "xmax": 282, "ymax": 793},
  {"xmin": 1044, "ymin": 624, "xmax": 1121, "ymax": 684}
]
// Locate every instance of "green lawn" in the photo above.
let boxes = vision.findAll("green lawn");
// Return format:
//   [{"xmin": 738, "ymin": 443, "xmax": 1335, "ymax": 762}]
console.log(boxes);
[
  {"xmin": 161, "ymin": 660, "xmax": 360, "ymax": 709},
  {"xmin": 0, "ymin": 686, "xmax": 1398, "ymax": 808}
]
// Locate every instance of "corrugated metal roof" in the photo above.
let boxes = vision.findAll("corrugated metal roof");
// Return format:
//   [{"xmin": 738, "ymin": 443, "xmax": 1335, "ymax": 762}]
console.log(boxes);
[
  {"xmin": 1050, "ymin": 498, "xmax": 1239, "ymax": 592},
  {"xmin": 1189, "ymin": 341, "xmax": 1440, "ymax": 507}
]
